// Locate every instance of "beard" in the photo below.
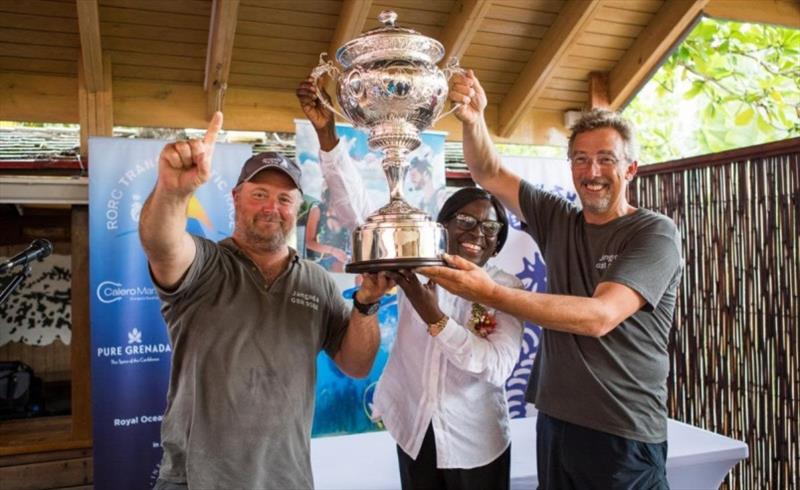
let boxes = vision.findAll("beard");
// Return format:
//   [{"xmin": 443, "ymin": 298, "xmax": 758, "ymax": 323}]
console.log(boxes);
[
  {"xmin": 580, "ymin": 191, "xmax": 611, "ymax": 214},
  {"xmin": 577, "ymin": 176, "xmax": 617, "ymax": 214},
  {"xmin": 236, "ymin": 212, "xmax": 293, "ymax": 252}
]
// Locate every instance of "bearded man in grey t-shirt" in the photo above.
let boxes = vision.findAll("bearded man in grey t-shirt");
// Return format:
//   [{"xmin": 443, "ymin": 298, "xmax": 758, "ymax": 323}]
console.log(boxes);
[
  {"xmin": 419, "ymin": 73, "xmax": 682, "ymax": 489},
  {"xmin": 139, "ymin": 112, "xmax": 394, "ymax": 490}
]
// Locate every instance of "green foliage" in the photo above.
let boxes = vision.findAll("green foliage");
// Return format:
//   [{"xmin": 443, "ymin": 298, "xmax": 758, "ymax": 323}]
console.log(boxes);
[{"xmin": 624, "ymin": 18, "xmax": 799, "ymax": 164}]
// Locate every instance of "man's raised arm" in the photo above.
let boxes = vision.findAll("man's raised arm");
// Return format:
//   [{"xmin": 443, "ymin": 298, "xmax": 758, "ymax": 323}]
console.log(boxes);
[
  {"xmin": 139, "ymin": 112, "xmax": 223, "ymax": 289},
  {"xmin": 450, "ymin": 71, "xmax": 523, "ymax": 219}
]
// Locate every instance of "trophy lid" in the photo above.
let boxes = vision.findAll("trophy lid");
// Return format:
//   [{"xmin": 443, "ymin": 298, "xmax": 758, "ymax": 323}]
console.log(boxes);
[{"xmin": 336, "ymin": 10, "xmax": 445, "ymax": 67}]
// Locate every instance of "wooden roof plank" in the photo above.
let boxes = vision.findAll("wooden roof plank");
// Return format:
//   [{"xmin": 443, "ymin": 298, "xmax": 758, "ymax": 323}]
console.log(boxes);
[
  {"xmin": 99, "ymin": 5, "xmax": 208, "ymax": 31},
  {"xmin": 77, "ymin": 0, "xmax": 104, "ymax": 92},
  {"xmin": 486, "ymin": 4, "xmax": 558, "ymax": 25},
  {"xmin": 237, "ymin": 4, "xmax": 339, "ymax": 29},
  {"xmin": 704, "ymin": 0, "xmax": 800, "ymax": 29},
  {"xmin": 480, "ymin": 18, "xmax": 549, "ymax": 37},
  {"xmin": 240, "ymin": 0, "xmax": 342, "ymax": 14},
  {"xmin": 104, "ymin": 36, "xmax": 207, "ymax": 58},
  {"xmin": 0, "ymin": 0, "xmax": 77, "ymax": 18},
  {"xmin": 608, "ymin": 0, "xmax": 708, "ymax": 109},
  {"xmin": 328, "ymin": 0, "xmax": 373, "ymax": 58},
  {"xmin": 438, "ymin": 0, "xmax": 493, "ymax": 63},
  {"xmin": 0, "ymin": 42, "xmax": 78, "ymax": 61},
  {"xmin": 99, "ymin": 0, "xmax": 212, "ymax": 16},
  {"xmin": 205, "ymin": 0, "xmax": 240, "ymax": 116},
  {"xmin": 497, "ymin": 0, "xmax": 602, "ymax": 137},
  {"xmin": 492, "ymin": 0, "xmax": 564, "ymax": 14},
  {"xmin": 0, "ymin": 57, "xmax": 77, "ymax": 76},
  {"xmin": 101, "ymin": 22, "xmax": 208, "ymax": 44},
  {"xmin": 471, "ymin": 31, "xmax": 540, "ymax": 50}
]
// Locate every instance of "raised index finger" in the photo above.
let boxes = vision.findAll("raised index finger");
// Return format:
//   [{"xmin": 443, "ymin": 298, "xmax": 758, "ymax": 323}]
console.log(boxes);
[{"xmin": 204, "ymin": 111, "xmax": 223, "ymax": 147}]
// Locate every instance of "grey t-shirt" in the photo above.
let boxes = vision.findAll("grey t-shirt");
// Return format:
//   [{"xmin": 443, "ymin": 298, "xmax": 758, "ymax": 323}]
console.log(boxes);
[
  {"xmin": 154, "ymin": 235, "xmax": 350, "ymax": 489},
  {"xmin": 520, "ymin": 181, "xmax": 682, "ymax": 443}
]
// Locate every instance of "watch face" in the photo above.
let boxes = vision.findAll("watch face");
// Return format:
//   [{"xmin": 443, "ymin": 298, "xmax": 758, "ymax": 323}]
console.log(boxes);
[{"xmin": 365, "ymin": 302, "xmax": 380, "ymax": 315}]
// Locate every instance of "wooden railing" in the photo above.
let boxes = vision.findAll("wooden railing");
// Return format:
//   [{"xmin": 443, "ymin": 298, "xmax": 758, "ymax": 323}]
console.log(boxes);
[{"xmin": 628, "ymin": 137, "xmax": 800, "ymax": 489}]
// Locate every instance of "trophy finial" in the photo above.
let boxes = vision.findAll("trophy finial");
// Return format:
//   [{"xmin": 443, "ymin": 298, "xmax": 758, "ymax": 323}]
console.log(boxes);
[{"xmin": 378, "ymin": 10, "xmax": 397, "ymax": 27}]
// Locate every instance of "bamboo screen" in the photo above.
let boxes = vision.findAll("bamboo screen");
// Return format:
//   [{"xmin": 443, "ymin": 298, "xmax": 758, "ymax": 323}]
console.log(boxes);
[{"xmin": 628, "ymin": 138, "xmax": 800, "ymax": 489}]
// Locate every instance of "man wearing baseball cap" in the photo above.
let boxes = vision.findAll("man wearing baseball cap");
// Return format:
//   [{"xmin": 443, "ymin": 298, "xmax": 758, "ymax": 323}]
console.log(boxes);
[{"xmin": 139, "ymin": 112, "xmax": 394, "ymax": 490}]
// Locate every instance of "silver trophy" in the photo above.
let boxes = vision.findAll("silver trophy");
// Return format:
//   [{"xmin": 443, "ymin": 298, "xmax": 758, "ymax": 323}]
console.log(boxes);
[{"xmin": 311, "ymin": 10, "xmax": 463, "ymax": 273}]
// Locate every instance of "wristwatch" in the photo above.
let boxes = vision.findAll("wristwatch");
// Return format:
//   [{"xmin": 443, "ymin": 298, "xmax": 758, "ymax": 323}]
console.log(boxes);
[{"xmin": 353, "ymin": 294, "xmax": 380, "ymax": 316}]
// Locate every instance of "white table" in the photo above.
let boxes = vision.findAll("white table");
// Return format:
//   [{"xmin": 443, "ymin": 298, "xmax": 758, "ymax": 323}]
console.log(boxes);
[{"xmin": 311, "ymin": 416, "xmax": 748, "ymax": 490}]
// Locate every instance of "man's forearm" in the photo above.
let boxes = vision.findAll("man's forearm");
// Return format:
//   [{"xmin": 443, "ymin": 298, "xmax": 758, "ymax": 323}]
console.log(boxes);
[
  {"xmin": 335, "ymin": 313, "xmax": 380, "ymax": 378},
  {"xmin": 139, "ymin": 184, "xmax": 192, "ymax": 262},
  {"xmin": 462, "ymin": 117, "xmax": 503, "ymax": 187},
  {"xmin": 485, "ymin": 285, "xmax": 618, "ymax": 338}
]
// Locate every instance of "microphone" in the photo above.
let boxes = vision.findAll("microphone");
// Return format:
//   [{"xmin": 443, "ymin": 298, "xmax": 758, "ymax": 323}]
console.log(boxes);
[{"xmin": 0, "ymin": 239, "xmax": 53, "ymax": 274}]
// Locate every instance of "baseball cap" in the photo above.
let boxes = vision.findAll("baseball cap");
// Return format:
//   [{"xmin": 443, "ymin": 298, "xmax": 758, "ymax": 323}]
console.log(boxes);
[{"xmin": 236, "ymin": 151, "xmax": 303, "ymax": 193}]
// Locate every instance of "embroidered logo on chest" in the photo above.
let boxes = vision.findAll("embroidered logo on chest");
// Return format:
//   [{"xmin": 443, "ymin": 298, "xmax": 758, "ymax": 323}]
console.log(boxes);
[{"xmin": 289, "ymin": 290, "xmax": 320, "ymax": 311}]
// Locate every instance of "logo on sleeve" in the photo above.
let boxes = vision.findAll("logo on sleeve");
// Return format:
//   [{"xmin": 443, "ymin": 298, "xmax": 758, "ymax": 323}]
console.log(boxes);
[{"xmin": 595, "ymin": 254, "xmax": 618, "ymax": 270}]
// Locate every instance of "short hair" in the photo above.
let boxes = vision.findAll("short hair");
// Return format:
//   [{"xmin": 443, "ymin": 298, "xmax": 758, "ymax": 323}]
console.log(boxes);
[
  {"xmin": 436, "ymin": 187, "xmax": 509, "ymax": 254},
  {"xmin": 567, "ymin": 109, "xmax": 638, "ymax": 163}
]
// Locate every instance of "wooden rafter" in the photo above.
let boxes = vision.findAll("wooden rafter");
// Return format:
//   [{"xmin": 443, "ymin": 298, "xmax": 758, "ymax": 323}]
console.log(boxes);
[
  {"xmin": 497, "ymin": 0, "xmax": 602, "ymax": 138},
  {"xmin": 608, "ymin": 0, "xmax": 708, "ymax": 110},
  {"xmin": 76, "ymin": 0, "xmax": 103, "ymax": 92},
  {"xmin": 438, "ymin": 0, "xmax": 493, "ymax": 63},
  {"xmin": 588, "ymin": 72, "xmax": 609, "ymax": 109},
  {"xmin": 705, "ymin": 0, "xmax": 800, "ymax": 29},
  {"xmin": 328, "ymin": 0, "xmax": 373, "ymax": 59},
  {"xmin": 204, "ymin": 0, "xmax": 240, "ymax": 118}
]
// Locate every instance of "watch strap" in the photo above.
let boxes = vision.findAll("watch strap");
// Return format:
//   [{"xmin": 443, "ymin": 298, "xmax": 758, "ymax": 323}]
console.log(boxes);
[{"xmin": 353, "ymin": 294, "xmax": 380, "ymax": 316}]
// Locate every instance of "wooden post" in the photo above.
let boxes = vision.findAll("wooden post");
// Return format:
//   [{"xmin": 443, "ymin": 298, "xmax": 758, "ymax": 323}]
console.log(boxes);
[
  {"xmin": 70, "ymin": 206, "xmax": 91, "ymax": 442},
  {"xmin": 78, "ymin": 55, "xmax": 113, "ymax": 158},
  {"xmin": 588, "ymin": 72, "xmax": 610, "ymax": 109}
]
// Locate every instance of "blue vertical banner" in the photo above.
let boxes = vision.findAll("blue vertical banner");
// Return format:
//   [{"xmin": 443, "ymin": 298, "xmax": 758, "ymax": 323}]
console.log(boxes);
[{"xmin": 88, "ymin": 137, "xmax": 251, "ymax": 489}]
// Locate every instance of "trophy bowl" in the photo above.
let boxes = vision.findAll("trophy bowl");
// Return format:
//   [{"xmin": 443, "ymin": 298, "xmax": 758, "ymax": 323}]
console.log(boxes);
[{"xmin": 311, "ymin": 10, "xmax": 462, "ymax": 273}]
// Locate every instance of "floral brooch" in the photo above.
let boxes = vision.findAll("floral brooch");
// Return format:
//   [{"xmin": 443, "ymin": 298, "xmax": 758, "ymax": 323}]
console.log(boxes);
[{"xmin": 467, "ymin": 303, "xmax": 497, "ymax": 338}]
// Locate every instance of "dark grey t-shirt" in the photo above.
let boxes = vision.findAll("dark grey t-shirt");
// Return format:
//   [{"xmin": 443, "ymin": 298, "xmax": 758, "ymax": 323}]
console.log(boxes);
[
  {"xmin": 154, "ymin": 236, "xmax": 350, "ymax": 489},
  {"xmin": 520, "ymin": 181, "xmax": 682, "ymax": 443}
]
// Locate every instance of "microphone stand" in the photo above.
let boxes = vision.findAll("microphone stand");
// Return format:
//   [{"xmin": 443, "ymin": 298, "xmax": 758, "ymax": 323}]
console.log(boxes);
[{"xmin": 0, "ymin": 265, "xmax": 32, "ymax": 307}]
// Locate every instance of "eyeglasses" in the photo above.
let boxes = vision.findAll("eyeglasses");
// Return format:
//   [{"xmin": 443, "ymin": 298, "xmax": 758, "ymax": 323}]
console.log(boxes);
[
  {"xmin": 569, "ymin": 153, "xmax": 621, "ymax": 168},
  {"xmin": 452, "ymin": 213, "xmax": 503, "ymax": 237}
]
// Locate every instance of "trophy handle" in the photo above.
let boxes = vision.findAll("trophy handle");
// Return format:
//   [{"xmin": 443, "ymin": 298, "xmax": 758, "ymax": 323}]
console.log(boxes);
[
  {"xmin": 434, "ymin": 57, "xmax": 468, "ymax": 124},
  {"xmin": 310, "ymin": 53, "xmax": 349, "ymax": 121}
]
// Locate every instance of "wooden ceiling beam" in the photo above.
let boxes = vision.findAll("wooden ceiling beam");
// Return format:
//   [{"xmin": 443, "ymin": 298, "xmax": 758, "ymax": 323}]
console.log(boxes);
[
  {"xmin": 439, "ymin": 0, "xmax": 493, "ymax": 63},
  {"xmin": 704, "ymin": 0, "xmax": 800, "ymax": 29},
  {"xmin": 204, "ymin": 0, "xmax": 240, "ymax": 118},
  {"xmin": 328, "ymin": 0, "xmax": 373, "ymax": 58},
  {"xmin": 76, "ymin": 0, "xmax": 103, "ymax": 92},
  {"xmin": 497, "ymin": 0, "xmax": 601, "ymax": 138},
  {"xmin": 588, "ymin": 71, "xmax": 609, "ymax": 109},
  {"xmin": 608, "ymin": 0, "xmax": 708, "ymax": 110}
]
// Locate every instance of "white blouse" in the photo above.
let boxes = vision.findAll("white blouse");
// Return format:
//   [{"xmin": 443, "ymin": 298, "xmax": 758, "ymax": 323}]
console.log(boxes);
[{"xmin": 320, "ymin": 142, "xmax": 524, "ymax": 468}]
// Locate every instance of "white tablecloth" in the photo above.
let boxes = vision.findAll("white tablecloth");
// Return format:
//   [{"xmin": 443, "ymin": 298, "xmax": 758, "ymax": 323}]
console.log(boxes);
[{"xmin": 311, "ymin": 415, "xmax": 748, "ymax": 490}]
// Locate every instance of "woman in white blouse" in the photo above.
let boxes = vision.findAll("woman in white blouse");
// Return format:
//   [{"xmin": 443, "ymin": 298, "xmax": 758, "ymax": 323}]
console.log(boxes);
[
  {"xmin": 379, "ymin": 188, "xmax": 524, "ymax": 489},
  {"xmin": 297, "ymin": 79, "xmax": 524, "ymax": 489}
]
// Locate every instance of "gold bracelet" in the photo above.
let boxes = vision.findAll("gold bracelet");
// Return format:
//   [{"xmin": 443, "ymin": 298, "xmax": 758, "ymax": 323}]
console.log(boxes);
[{"xmin": 427, "ymin": 315, "xmax": 449, "ymax": 337}]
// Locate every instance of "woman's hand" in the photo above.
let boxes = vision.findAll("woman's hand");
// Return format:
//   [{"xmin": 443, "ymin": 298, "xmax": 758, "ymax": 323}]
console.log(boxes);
[{"xmin": 387, "ymin": 269, "xmax": 444, "ymax": 324}]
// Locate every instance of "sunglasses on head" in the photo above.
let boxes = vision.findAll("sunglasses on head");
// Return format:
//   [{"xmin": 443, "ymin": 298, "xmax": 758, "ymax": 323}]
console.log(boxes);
[{"xmin": 452, "ymin": 213, "xmax": 503, "ymax": 237}]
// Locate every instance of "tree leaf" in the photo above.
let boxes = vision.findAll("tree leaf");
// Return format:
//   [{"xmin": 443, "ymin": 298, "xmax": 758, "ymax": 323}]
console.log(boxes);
[{"xmin": 735, "ymin": 107, "xmax": 755, "ymax": 125}]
